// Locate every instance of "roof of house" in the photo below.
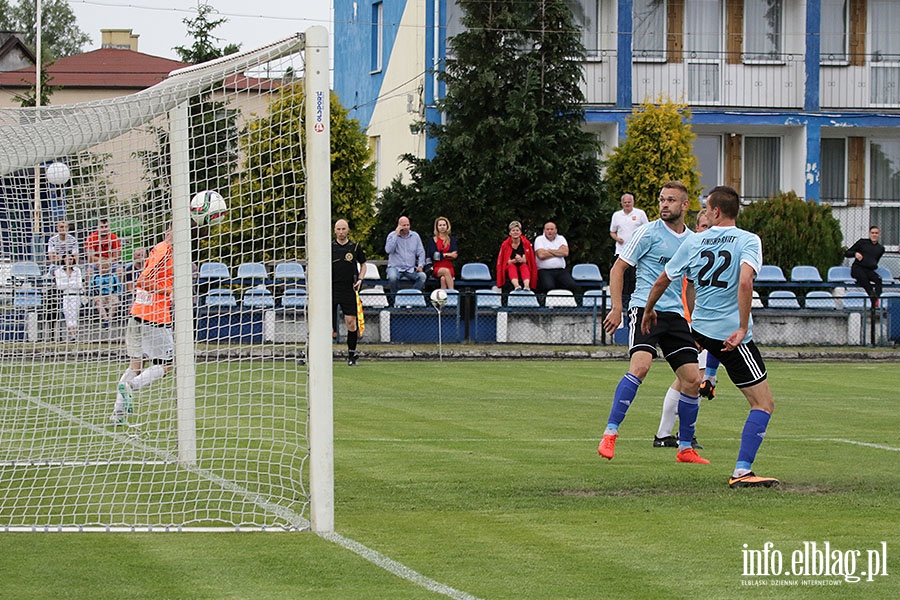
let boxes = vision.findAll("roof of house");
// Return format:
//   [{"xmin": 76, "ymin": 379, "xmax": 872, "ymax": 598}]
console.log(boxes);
[
  {"xmin": 0, "ymin": 47, "xmax": 188, "ymax": 89},
  {"xmin": 0, "ymin": 33, "xmax": 36, "ymax": 68}
]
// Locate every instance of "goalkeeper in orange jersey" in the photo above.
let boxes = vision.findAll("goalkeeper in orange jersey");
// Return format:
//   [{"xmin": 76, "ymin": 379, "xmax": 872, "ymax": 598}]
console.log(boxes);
[{"xmin": 111, "ymin": 228, "xmax": 174, "ymax": 424}]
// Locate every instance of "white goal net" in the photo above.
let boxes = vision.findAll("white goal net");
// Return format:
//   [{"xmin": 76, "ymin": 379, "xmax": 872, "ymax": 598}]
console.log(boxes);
[{"xmin": 0, "ymin": 29, "xmax": 332, "ymax": 532}]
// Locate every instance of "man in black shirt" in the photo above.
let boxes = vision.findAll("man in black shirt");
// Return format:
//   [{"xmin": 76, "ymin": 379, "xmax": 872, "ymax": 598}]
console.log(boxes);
[
  {"xmin": 845, "ymin": 225, "xmax": 886, "ymax": 302},
  {"xmin": 332, "ymin": 219, "xmax": 367, "ymax": 366}
]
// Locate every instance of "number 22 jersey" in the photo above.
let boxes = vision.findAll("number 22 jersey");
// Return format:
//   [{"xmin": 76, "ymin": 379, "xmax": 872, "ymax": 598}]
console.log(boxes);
[{"xmin": 664, "ymin": 225, "xmax": 762, "ymax": 341}]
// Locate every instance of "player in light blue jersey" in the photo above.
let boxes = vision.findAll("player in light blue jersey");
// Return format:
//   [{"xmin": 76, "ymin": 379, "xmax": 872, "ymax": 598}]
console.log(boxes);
[
  {"xmin": 642, "ymin": 185, "xmax": 780, "ymax": 488},
  {"xmin": 598, "ymin": 181, "xmax": 708, "ymax": 465}
]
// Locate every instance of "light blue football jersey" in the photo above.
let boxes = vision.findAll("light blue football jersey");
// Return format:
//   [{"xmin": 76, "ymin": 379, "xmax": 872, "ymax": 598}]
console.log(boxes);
[
  {"xmin": 664, "ymin": 225, "xmax": 762, "ymax": 341},
  {"xmin": 619, "ymin": 219, "xmax": 693, "ymax": 315}
]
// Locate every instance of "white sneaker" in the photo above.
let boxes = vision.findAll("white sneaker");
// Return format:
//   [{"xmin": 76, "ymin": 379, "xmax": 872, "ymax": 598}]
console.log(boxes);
[
  {"xmin": 117, "ymin": 382, "xmax": 134, "ymax": 414},
  {"xmin": 110, "ymin": 410, "xmax": 127, "ymax": 425}
]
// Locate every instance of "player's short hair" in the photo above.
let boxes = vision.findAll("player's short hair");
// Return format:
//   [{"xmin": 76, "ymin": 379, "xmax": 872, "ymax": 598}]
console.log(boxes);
[
  {"xmin": 661, "ymin": 180, "xmax": 689, "ymax": 196},
  {"xmin": 706, "ymin": 185, "xmax": 741, "ymax": 219}
]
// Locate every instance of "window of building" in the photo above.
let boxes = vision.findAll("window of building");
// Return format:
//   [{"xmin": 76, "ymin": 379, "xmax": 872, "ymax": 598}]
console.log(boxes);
[
  {"xmin": 869, "ymin": 1, "xmax": 900, "ymax": 105},
  {"xmin": 744, "ymin": 0, "xmax": 782, "ymax": 62},
  {"xmin": 633, "ymin": 0, "xmax": 666, "ymax": 61},
  {"xmin": 567, "ymin": 1, "xmax": 600, "ymax": 58},
  {"xmin": 743, "ymin": 136, "xmax": 781, "ymax": 201},
  {"xmin": 693, "ymin": 135, "xmax": 722, "ymax": 201},
  {"xmin": 867, "ymin": 139, "xmax": 900, "ymax": 247},
  {"xmin": 821, "ymin": 0, "xmax": 848, "ymax": 63},
  {"xmin": 820, "ymin": 138, "xmax": 847, "ymax": 203},
  {"xmin": 371, "ymin": 2, "xmax": 384, "ymax": 73},
  {"xmin": 686, "ymin": 0, "xmax": 722, "ymax": 102}
]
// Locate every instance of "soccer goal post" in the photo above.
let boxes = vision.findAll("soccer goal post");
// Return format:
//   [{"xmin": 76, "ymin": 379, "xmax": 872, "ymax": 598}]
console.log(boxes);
[{"xmin": 0, "ymin": 27, "xmax": 332, "ymax": 532}]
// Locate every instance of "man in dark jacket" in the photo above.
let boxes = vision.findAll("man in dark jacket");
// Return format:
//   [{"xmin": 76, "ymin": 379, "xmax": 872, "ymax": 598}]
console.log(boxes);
[{"xmin": 845, "ymin": 226, "xmax": 886, "ymax": 302}]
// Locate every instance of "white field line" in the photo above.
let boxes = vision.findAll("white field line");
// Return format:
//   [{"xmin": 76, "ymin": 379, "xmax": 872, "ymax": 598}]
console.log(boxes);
[{"xmin": 3, "ymin": 387, "xmax": 482, "ymax": 599}]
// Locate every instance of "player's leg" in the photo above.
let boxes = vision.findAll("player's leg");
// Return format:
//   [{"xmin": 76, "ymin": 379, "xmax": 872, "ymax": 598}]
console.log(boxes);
[
  {"xmin": 699, "ymin": 351, "xmax": 719, "ymax": 399},
  {"xmin": 662, "ymin": 327, "xmax": 707, "ymax": 463},
  {"xmin": 130, "ymin": 324, "xmax": 174, "ymax": 391},
  {"xmin": 599, "ymin": 350, "xmax": 652, "ymax": 459},
  {"xmin": 113, "ymin": 318, "xmax": 144, "ymax": 422},
  {"xmin": 654, "ymin": 378, "xmax": 680, "ymax": 447},
  {"xmin": 340, "ymin": 294, "xmax": 359, "ymax": 366}
]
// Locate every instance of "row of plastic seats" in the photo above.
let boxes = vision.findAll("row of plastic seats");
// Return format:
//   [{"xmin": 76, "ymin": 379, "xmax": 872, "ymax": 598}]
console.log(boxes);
[
  {"xmin": 474, "ymin": 289, "xmax": 608, "ymax": 309},
  {"xmin": 764, "ymin": 289, "xmax": 900, "ymax": 310},
  {"xmin": 758, "ymin": 264, "xmax": 896, "ymax": 285},
  {"xmin": 456, "ymin": 262, "xmax": 603, "ymax": 283},
  {"xmin": 198, "ymin": 261, "xmax": 306, "ymax": 284},
  {"xmin": 205, "ymin": 287, "xmax": 306, "ymax": 309}
]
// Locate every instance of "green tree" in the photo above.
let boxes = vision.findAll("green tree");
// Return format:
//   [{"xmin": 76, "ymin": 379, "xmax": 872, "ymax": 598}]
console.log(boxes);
[
  {"xmin": 0, "ymin": 0, "xmax": 90, "ymax": 60},
  {"xmin": 376, "ymin": 0, "xmax": 606, "ymax": 265},
  {"xmin": 11, "ymin": 64, "xmax": 57, "ymax": 107},
  {"xmin": 604, "ymin": 99, "xmax": 702, "ymax": 221},
  {"xmin": 218, "ymin": 84, "xmax": 376, "ymax": 264},
  {"xmin": 174, "ymin": 1, "xmax": 241, "ymax": 63},
  {"xmin": 738, "ymin": 191, "xmax": 845, "ymax": 277}
]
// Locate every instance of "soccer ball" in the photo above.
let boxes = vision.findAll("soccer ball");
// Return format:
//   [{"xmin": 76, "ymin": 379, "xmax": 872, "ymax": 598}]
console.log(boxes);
[
  {"xmin": 430, "ymin": 288, "xmax": 448, "ymax": 308},
  {"xmin": 190, "ymin": 190, "xmax": 227, "ymax": 226}
]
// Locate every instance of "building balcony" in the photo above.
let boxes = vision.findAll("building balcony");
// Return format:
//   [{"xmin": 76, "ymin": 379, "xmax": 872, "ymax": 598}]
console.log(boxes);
[{"xmin": 820, "ymin": 54, "xmax": 900, "ymax": 109}]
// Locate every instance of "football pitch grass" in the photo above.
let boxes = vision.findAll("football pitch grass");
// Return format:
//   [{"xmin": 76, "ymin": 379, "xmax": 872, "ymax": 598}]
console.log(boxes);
[{"xmin": 2, "ymin": 360, "xmax": 898, "ymax": 599}]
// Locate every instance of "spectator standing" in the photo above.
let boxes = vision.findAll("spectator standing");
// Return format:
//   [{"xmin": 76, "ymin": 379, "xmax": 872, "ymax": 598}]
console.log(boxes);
[
  {"xmin": 643, "ymin": 185, "xmax": 780, "ymax": 488},
  {"xmin": 385, "ymin": 216, "xmax": 427, "ymax": 296},
  {"xmin": 425, "ymin": 216, "xmax": 458, "ymax": 290},
  {"xmin": 332, "ymin": 219, "xmax": 367, "ymax": 366},
  {"xmin": 85, "ymin": 218, "xmax": 123, "ymax": 279},
  {"xmin": 55, "ymin": 254, "xmax": 84, "ymax": 341},
  {"xmin": 534, "ymin": 221, "xmax": 579, "ymax": 294},
  {"xmin": 610, "ymin": 193, "xmax": 649, "ymax": 305},
  {"xmin": 90, "ymin": 261, "xmax": 122, "ymax": 329},
  {"xmin": 47, "ymin": 220, "xmax": 79, "ymax": 268},
  {"xmin": 112, "ymin": 229, "xmax": 174, "ymax": 424},
  {"xmin": 844, "ymin": 226, "xmax": 885, "ymax": 303}
]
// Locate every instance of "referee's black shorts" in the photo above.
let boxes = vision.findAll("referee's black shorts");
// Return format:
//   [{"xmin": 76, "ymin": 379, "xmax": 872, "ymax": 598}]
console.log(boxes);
[
  {"xmin": 332, "ymin": 285, "xmax": 357, "ymax": 316},
  {"xmin": 627, "ymin": 307, "xmax": 698, "ymax": 371},
  {"xmin": 693, "ymin": 331, "xmax": 767, "ymax": 388}
]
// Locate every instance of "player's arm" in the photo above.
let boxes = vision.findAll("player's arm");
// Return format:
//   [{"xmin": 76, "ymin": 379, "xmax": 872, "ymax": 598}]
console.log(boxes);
[
  {"xmin": 641, "ymin": 271, "xmax": 673, "ymax": 335},
  {"xmin": 602, "ymin": 258, "xmax": 630, "ymax": 334},
  {"xmin": 722, "ymin": 263, "xmax": 755, "ymax": 351}
]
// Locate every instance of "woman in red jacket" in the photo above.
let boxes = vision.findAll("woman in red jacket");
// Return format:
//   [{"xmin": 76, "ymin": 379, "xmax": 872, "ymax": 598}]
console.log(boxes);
[{"xmin": 495, "ymin": 220, "xmax": 538, "ymax": 290}]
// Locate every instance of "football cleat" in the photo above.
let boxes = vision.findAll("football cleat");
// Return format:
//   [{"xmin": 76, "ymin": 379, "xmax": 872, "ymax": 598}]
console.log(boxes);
[
  {"xmin": 110, "ymin": 410, "xmax": 127, "ymax": 425},
  {"xmin": 598, "ymin": 433, "xmax": 618, "ymax": 460},
  {"xmin": 691, "ymin": 436, "xmax": 704, "ymax": 450},
  {"xmin": 728, "ymin": 472, "xmax": 780, "ymax": 488},
  {"xmin": 653, "ymin": 435, "xmax": 678, "ymax": 448},
  {"xmin": 117, "ymin": 382, "xmax": 134, "ymax": 414},
  {"xmin": 347, "ymin": 352, "xmax": 359, "ymax": 367},
  {"xmin": 676, "ymin": 447, "xmax": 710, "ymax": 464},
  {"xmin": 699, "ymin": 380, "xmax": 716, "ymax": 400}
]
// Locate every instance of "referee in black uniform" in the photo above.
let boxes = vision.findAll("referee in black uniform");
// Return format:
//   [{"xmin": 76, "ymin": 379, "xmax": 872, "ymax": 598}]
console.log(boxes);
[{"xmin": 332, "ymin": 219, "xmax": 367, "ymax": 366}]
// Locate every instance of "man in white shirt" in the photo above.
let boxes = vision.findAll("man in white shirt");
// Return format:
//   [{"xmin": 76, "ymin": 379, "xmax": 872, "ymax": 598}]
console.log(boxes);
[
  {"xmin": 534, "ymin": 222, "xmax": 579, "ymax": 293},
  {"xmin": 609, "ymin": 193, "xmax": 649, "ymax": 304}
]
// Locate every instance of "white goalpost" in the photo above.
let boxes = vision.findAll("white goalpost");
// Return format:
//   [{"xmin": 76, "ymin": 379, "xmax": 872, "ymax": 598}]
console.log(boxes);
[{"xmin": 0, "ymin": 28, "xmax": 332, "ymax": 532}]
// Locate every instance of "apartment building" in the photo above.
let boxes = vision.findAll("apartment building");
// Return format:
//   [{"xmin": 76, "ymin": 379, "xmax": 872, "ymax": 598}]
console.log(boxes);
[{"xmin": 334, "ymin": 1, "xmax": 900, "ymax": 257}]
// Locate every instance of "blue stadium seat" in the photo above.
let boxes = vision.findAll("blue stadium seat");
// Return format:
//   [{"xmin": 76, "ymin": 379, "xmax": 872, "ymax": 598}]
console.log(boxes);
[
  {"xmin": 582, "ymin": 290, "xmax": 606, "ymax": 308},
  {"xmin": 443, "ymin": 289, "xmax": 460, "ymax": 308},
  {"xmin": 507, "ymin": 289, "xmax": 540, "ymax": 308},
  {"xmin": 841, "ymin": 289, "xmax": 871, "ymax": 310},
  {"xmin": 281, "ymin": 288, "xmax": 307, "ymax": 308},
  {"xmin": 790, "ymin": 265, "xmax": 822, "ymax": 283},
  {"xmin": 475, "ymin": 289, "xmax": 502, "ymax": 309},
  {"xmin": 205, "ymin": 288, "xmax": 237, "ymax": 307},
  {"xmin": 395, "ymin": 289, "xmax": 426, "ymax": 308},
  {"xmin": 882, "ymin": 292, "xmax": 900, "ymax": 309},
  {"xmin": 827, "ymin": 266, "xmax": 854, "ymax": 284},
  {"xmin": 876, "ymin": 267, "xmax": 895, "ymax": 284},
  {"xmin": 198, "ymin": 261, "xmax": 230, "ymax": 283},
  {"xmin": 236, "ymin": 262, "xmax": 269, "ymax": 284},
  {"xmin": 805, "ymin": 290, "xmax": 837, "ymax": 310},
  {"xmin": 10, "ymin": 261, "xmax": 43, "ymax": 285},
  {"xmin": 757, "ymin": 265, "xmax": 786, "ymax": 283},
  {"xmin": 13, "ymin": 288, "xmax": 42, "ymax": 307},
  {"xmin": 242, "ymin": 288, "xmax": 275, "ymax": 308},
  {"xmin": 274, "ymin": 262, "xmax": 305, "ymax": 282},
  {"xmin": 571, "ymin": 263, "xmax": 603, "ymax": 283},
  {"xmin": 767, "ymin": 290, "xmax": 800, "ymax": 309},
  {"xmin": 460, "ymin": 262, "xmax": 492, "ymax": 281}
]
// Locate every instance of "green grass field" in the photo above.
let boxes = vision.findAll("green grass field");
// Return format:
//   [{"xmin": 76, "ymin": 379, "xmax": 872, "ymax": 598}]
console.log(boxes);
[{"xmin": 2, "ymin": 360, "xmax": 898, "ymax": 599}]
